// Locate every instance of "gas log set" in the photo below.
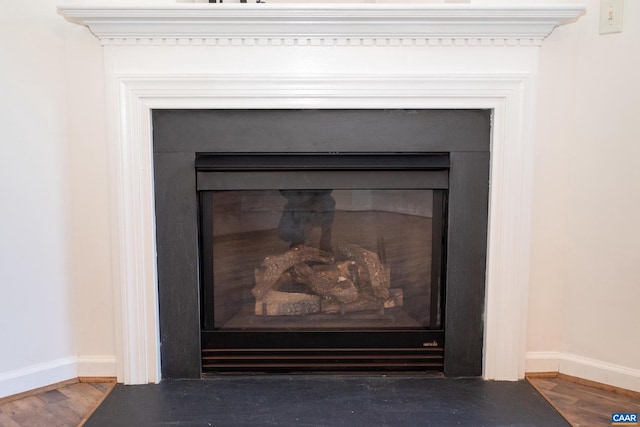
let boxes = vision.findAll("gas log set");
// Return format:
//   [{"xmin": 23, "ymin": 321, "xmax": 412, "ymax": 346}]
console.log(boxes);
[{"xmin": 253, "ymin": 244, "xmax": 402, "ymax": 317}]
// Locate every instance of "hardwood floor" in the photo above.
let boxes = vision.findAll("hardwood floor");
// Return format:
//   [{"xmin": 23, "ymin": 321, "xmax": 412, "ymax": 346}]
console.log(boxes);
[
  {"xmin": 0, "ymin": 380, "xmax": 115, "ymax": 427},
  {"xmin": 527, "ymin": 374, "xmax": 640, "ymax": 426},
  {"xmin": 1, "ymin": 375, "xmax": 637, "ymax": 426}
]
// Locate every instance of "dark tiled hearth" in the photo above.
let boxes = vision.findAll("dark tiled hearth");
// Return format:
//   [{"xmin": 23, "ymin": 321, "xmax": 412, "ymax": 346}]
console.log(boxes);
[{"xmin": 85, "ymin": 376, "xmax": 568, "ymax": 426}]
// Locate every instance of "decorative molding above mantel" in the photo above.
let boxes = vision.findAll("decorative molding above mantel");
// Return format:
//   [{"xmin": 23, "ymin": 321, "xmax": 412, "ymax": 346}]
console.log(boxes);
[{"xmin": 58, "ymin": 3, "xmax": 585, "ymax": 47}]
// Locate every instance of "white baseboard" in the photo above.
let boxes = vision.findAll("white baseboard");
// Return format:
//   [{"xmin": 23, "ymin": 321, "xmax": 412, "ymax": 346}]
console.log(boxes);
[
  {"xmin": 526, "ymin": 351, "xmax": 640, "ymax": 393},
  {"xmin": 525, "ymin": 351, "xmax": 561, "ymax": 373},
  {"xmin": 559, "ymin": 353, "xmax": 640, "ymax": 393},
  {"xmin": 0, "ymin": 355, "xmax": 118, "ymax": 399},
  {"xmin": 77, "ymin": 355, "xmax": 117, "ymax": 377},
  {"xmin": 0, "ymin": 357, "xmax": 78, "ymax": 399}
]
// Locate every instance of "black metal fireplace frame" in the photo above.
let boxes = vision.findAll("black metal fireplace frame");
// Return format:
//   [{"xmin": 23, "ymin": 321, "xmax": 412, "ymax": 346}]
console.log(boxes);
[
  {"xmin": 196, "ymin": 153, "xmax": 449, "ymax": 373},
  {"xmin": 152, "ymin": 109, "xmax": 489, "ymax": 378}
]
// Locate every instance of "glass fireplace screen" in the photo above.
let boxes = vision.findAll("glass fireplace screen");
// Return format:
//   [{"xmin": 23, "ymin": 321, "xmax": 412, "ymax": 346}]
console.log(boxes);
[{"xmin": 197, "ymin": 154, "xmax": 448, "ymax": 334}]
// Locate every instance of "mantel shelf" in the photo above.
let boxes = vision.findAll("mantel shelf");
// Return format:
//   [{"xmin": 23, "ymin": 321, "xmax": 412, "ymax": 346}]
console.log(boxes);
[{"xmin": 58, "ymin": 3, "xmax": 585, "ymax": 46}]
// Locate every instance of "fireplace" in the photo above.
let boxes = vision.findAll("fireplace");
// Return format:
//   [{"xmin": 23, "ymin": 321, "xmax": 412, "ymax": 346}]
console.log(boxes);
[
  {"xmin": 59, "ymin": 2, "xmax": 585, "ymax": 383},
  {"xmin": 152, "ymin": 109, "xmax": 489, "ymax": 377}
]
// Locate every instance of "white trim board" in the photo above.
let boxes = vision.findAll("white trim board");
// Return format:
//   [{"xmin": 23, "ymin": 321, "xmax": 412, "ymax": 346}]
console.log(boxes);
[
  {"xmin": 526, "ymin": 351, "xmax": 640, "ymax": 393},
  {"xmin": 0, "ymin": 356, "xmax": 117, "ymax": 399},
  {"xmin": 107, "ymin": 74, "xmax": 533, "ymax": 383},
  {"xmin": 0, "ymin": 356, "xmax": 118, "ymax": 399},
  {"xmin": 77, "ymin": 356, "xmax": 118, "ymax": 378},
  {"xmin": 0, "ymin": 357, "xmax": 78, "ymax": 400},
  {"xmin": 58, "ymin": 3, "xmax": 586, "ymax": 47}
]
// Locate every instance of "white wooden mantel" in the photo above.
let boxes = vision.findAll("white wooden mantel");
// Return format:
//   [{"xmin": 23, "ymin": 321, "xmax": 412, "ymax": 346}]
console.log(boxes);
[
  {"xmin": 59, "ymin": 3, "xmax": 585, "ymax": 384},
  {"xmin": 60, "ymin": 3, "xmax": 585, "ymax": 46}
]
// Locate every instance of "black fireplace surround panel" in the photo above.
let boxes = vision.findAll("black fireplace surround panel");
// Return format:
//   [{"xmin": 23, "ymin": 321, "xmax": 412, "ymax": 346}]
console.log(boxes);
[{"xmin": 152, "ymin": 109, "xmax": 490, "ymax": 378}]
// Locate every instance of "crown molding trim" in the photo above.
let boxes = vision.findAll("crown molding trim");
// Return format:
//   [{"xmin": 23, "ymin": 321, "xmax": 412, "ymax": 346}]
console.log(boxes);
[{"xmin": 58, "ymin": 3, "xmax": 585, "ymax": 47}]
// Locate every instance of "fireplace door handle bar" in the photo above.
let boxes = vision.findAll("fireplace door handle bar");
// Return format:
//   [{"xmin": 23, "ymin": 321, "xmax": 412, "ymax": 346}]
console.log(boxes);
[
  {"xmin": 196, "ymin": 170, "xmax": 448, "ymax": 191},
  {"xmin": 194, "ymin": 153, "xmax": 450, "ymax": 171}
]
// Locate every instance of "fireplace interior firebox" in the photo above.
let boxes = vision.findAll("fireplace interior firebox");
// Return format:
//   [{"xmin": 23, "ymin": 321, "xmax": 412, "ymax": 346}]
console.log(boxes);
[{"xmin": 152, "ymin": 109, "xmax": 489, "ymax": 377}]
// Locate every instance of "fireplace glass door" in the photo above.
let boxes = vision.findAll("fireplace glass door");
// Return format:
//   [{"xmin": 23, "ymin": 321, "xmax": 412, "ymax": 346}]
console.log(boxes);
[{"xmin": 197, "ymin": 154, "xmax": 448, "ymax": 373}]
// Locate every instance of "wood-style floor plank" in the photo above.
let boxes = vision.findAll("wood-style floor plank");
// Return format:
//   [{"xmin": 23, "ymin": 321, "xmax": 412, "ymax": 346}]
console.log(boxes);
[
  {"xmin": 0, "ymin": 411, "xmax": 22, "ymax": 427},
  {"xmin": 1, "ymin": 396, "xmax": 67, "ymax": 427},
  {"xmin": 35, "ymin": 389, "xmax": 67, "ymax": 405},
  {"xmin": 58, "ymin": 383, "xmax": 104, "ymax": 407},
  {"xmin": 528, "ymin": 375, "xmax": 640, "ymax": 427},
  {"xmin": 0, "ymin": 380, "xmax": 114, "ymax": 427}
]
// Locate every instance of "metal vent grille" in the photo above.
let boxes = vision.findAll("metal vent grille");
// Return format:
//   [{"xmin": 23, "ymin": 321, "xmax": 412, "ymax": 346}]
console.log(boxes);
[{"xmin": 202, "ymin": 347, "xmax": 444, "ymax": 374}]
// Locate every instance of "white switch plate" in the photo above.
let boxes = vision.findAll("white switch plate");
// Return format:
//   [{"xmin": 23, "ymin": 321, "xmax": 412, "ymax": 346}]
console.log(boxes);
[{"xmin": 600, "ymin": 0, "xmax": 624, "ymax": 35}]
